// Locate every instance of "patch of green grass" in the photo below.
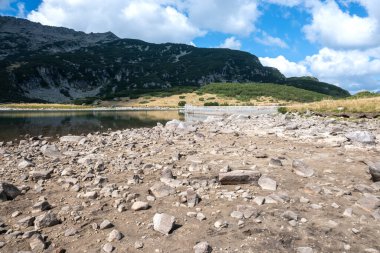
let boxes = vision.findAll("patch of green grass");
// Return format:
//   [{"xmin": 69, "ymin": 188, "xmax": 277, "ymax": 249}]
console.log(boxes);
[
  {"xmin": 179, "ymin": 95, "xmax": 186, "ymax": 99},
  {"xmin": 139, "ymin": 100, "xmax": 150, "ymax": 104},
  {"xmin": 199, "ymin": 83, "xmax": 331, "ymax": 102},
  {"xmin": 178, "ymin": 101, "xmax": 186, "ymax": 107},
  {"xmin": 204, "ymin": 102, "xmax": 219, "ymax": 106},
  {"xmin": 198, "ymin": 97, "xmax": 205, "ymax": 101}
]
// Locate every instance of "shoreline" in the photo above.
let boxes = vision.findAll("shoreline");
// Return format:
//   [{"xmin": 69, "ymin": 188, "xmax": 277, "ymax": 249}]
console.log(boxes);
[{"xmin": 0, "ymin": 106, "xmax": 180, "ymax": 112}]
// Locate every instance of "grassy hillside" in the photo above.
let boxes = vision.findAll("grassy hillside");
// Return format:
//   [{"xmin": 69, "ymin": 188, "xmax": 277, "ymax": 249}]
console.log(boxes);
[
  {"xmin": 199, "ymin": 83, "xmax": 331, "ymax": 103},
  {"xmin": 284, "ymin": 77, "xmax": 350, "ymax": 98}
]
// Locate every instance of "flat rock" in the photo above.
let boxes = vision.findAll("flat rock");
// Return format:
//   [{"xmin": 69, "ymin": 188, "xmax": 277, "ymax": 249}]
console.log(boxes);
[
  {"xmin": 64, "ymin": 228, "xmax": 78, "ymax": 237},
  {"xmin": 194, "ymin": 241, "xmax": 212, "ymax": 253},
  {"xmin": 18, "ymin": 216, "xmax": 35, "ymax": 227},
  {"xmin": 107, "ymin": 229, "xmax": 123, "ymax": 242},
  {"xmin": 356, "ymin": 193, "xmax": 380, "ymax": 212},
  {"xmin": 18, "ymin": 159, "xmax": 34, "ymax": 169},
  {"xmin": 258, "ymin": 176, "xmax": 277, "ymax": 191},
  {"xmin": 236, "ymin": 205, "xmax": 258, "ymax": 219},
  {"xmin": 269, "ymin": 158, "xmax": 283, "ymax": 167},
  {"xmin": 219, "ymin": 170, "xmax": 261, "ymax": 185},
  {"xmin": 292, "ymin": 160, "xmax": 314, "ymax": 177},
  {"xmin": 153, "ymin": 213, "xmax": 175, "ymax": 235},
  {"xmin": 103, "ymin": 243, "xmax": 114, "ymax": 253},
  {"xmin": 149, "ymin": 182, "xmax": 175, "ymax": 198},
  {"xmin": 297, "ymin": 247, "xmax": 314, "ymax": 253},
  {"xmin": 187, "ymin": 188, "xmax": 199, "ymax": 207},
  {"xmin": 29, "ymin": 235, "xmax": 46, "ymax": 251},
  {"xmin": 29, "ymin": 170, "xmax": 53, "ymax": 181},
  {"xmin": 345, "ymin": 131, "xmax": 376, "ymax": 144},
  {"xmin": 60, "ymin": 136, "xmax": 84, "ymax": 142},
  {"xmin": 100, "ymin": 220, "xmax": 114, "ymax": 230},
  {"xmin": 368, "ymin": 161, "xmax": 380, "ymax": 182},
  {"xmin": 0, "ymin": 182, "xmax": 21, "ymax": 201}
]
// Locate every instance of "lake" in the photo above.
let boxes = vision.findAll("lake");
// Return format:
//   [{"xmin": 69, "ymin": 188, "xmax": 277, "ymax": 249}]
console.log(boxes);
[{"xmin": 0, "ymin": 110, "xmax": 184, "ymax": 142}]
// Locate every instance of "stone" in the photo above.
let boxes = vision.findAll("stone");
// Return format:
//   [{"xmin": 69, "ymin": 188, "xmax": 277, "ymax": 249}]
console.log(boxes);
[
  {"xmin": 253, "ymin": 196, "xmax": 265, "ymax": 205},
  {"xmin": 292, "ymin": 160, "xmax": 314, "ymax": 178},
  {"xmin": 18, "ymin": 159, "xmax": 34, "ymax": 169},
  {"xmin": 60, "ymin": 136, "xmax": 84, "ymax": 142},
  {"xmin": 135, "ymin": 241, "xmax": 144, "ymax": 249},
  {"xmin": 219, "ymin": 170, "xmax": 261, "ymax": 185},
  {"xmin": 368, "ymin": 161, "xmax": 380, "ymax": 182},
  {"xmin": 345, "ymin": 131, "xmax": 376, "ymax": 144},
  {"xmin": 236, "ymin": 205, "xmax": 258, "ymax": 219},
  {"xmin": 34, "ymin": 211, "xmax": 60, "ymax": 229},
  {"xmin": 297, "ymin": 247, "xmax": 314, "ymax": 253},
  {"xmin": 193, "ymin": 241, "xmax": 212, "ymax": 253},
  {"xmin": 107, "ymin": 229, "xmax": 123, "ymax": 242},
  {"xmin": 196, "ymin": 213, "xmax": 206, "ymax": 221},
  {"xmin": 83, "ymin": 191, "xmax": 98, "ymax": 199},
  {"xmin": 153, "ymin": 213, "xmax": 175, "ymax": 235},
  {"xmin": 356, "ymin": 193, "xmax": 380, "ymax": 212},
  {"xmin": 214, "ymin": 220, "xmax": 228, "ymax": 229},
  {"xmin": 269, "ymin": 158, "xmax": 283, "ymax": 167},
  {"xmin": 29, "ymin": 235, "xmax": 46, "ymax": 251},
  {"xmin": 161, "ymin": 168, "xmax": 174, "ymax": 179},
  {"xmin": 258, "ymin": 176, "xmax": 277, "ymax": 191},
  {"xmin": 32, "ymin": 200, "xmax": 52, "ymax": 212},
  {"xmin": 18, "ymin": 216, "xmax": 35, "ymax": 228},
  {"xmin": 230, "ymin": 211, "xmax": 244, "ymax": 219},
  {"xmin": 0, "ymin": 182, "xmax": 21, "ymax": 201},
  {"xmin": 281, "ymin": 210, "xmax": 298, "ymax": 221},
  {"xmin": 187, "ymin": 188, "xmax": 199, "ymax": 207},
  {"xmin": 64, "ymin": 228, "xmax": 78, "ymax": 237},
  {"xmin": 131, "ymin": 201, "xmax": 150, "ymax": 211},
  {"xmin": 103, "ymin": 243, "xmax": 114, "ymax": 253},
  {"xmin": 29, "ymin": 170, "xmax": 53, "ymax": 181},
  {"xmin": 41, "ymin": 144, "xmax": 61, "ymax": 158},
  {"xmin": 343, "ymin": 208, "xmax": 353, "ymax": 217},
  {"xmin": 149, "ymin": 182, "xmax": 175, "ymax": 198},
  {"xmin": 100, "ymin": 220, "xmax": 114, "ymax": 230}
]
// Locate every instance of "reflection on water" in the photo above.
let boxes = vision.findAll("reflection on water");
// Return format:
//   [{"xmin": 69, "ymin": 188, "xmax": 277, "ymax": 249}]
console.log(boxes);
[{"xmin": 0, "ymin": 110, "xmax": 183, "ymax": 141}]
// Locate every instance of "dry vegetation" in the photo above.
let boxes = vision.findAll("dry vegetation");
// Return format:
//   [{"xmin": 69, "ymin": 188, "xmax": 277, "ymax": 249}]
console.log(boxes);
[{"xmin": 287, "ymin": 97, "xmax": 380, "ymax": 114}]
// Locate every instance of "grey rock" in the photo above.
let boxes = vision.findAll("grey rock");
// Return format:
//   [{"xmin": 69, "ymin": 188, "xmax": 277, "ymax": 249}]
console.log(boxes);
[
  {"xmin": 149, "ymin": 182, "xmax": 175, "ymax": 198},
  {"xmin": 194, "ymin": 241, "xmax": 212, "ymax": 253},
  {"xmin": 0, "ymin": 182, "xmax": 21, "ymax": 201},
  {"xmin": 214, "ymin": 219, "xmax": 228, "ymax": 229},
  {"xmin": 368, "ymin": 161, "xmax": 380, "ymax": 182},
  {"xmin": 102, "ymin": 243, "xmax": 114, "ymax": 253},
  {"xmin": 34, "ymin": 211, "xmax": 60, "ymax": 229},
  {"xmin": 219, "ymin": 170, "xmax": 261, "ymax": 185},
  {"xmin": 258, "ymin": 176, "xmax": 277, "ymax": 191},
  {"xmin": 100, "ymin": 220, "xmax": 114, "ymax": 230},
  {"xmin": 281, "ymin": 210, "xmax": 298, "ymax": 221},
  {"xmin": 187, "ymin": 188, "xmax": 199, "ymax": 207},
  {"xmin": 134, "ymin": 241, "xmax": 144, "ymax": 249},
  {"xmin": 64, "ymin": 228, "xmax": 78, "ymax": 237},
  {"xmin": 153, "ymin": 213, "xmax": 175, "ymax": 235},
  {"xmin": 107, "ymin": 229, "xmax": 123, "ymax": 242},
  {"xmin": 18, "ymin": 159, "xmax": 34, "ymax": 169},
  {"xmin": 161, "ymin": 168, "xmax": 174, "ymax": 179},
  {"xmin": 297, "ymin": 247, "xmax": 314, "ymax": 253},
  {"xmin": 269, "ymin": 158, "xmax": 283, "ymax": 167},
  {"xmin": 32, "ymin": 200, "xmax": 52, "ymax": 212},
  {"xmin": 236, "ymin": 205, "xmax": 258, "ymax": 219},
  {"xmin": 18, "ymin": 216, "xmax": 35, "ymax": 228},
  {"xmin": 131, "ymin": 201, "xmax": 150, "ymax": 211},
  {"xmin": 230, "ymin": 211, "xmax": 244, "ymax": 219},
  {"xmin": 345, "ymin": 131, "xmax": 376, "ymax": 144},
  {"xmin": 292, "ymin": 160, "xmax": 314, "ymax": 177},
  {"xmin": 29, "ymin": 235, "xmax": 46, "ymax": 251},
  {"xmin": 29, "ymin": 170, "xmax": 53, "ymax": 181},
  {"xmin": 60, "ymin": 135, "xmax": 84, "ymax": 142},
  {"xmin": 356, "ymin": 193, "xmax": 380, "ymax": 212},
  {"xmin": 41, "ymin": 144, "xmax": 61, "ymax": 158}
]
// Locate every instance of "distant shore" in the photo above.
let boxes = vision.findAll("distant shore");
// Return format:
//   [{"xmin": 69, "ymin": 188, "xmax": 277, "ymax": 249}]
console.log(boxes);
[{"xmin": 0, "ymin": 105, "xmax": 179, "ymax": 112}]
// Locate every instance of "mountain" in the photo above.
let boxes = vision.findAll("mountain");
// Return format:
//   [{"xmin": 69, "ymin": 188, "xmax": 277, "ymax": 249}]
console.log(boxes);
[{"xmin": 0, "ymin": 16, "xmax": 348, "ymax": 103}]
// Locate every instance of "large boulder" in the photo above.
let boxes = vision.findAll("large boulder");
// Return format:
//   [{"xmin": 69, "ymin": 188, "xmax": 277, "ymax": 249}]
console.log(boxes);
[
  {"xmin": 41, "ymin": 144, "xmax": 61, "ymax": 158},
  {"xmin": 0, "ymin": 182, "xmax": 21, "ymax": 201},
  {"xmin": 345, "ymin": 131, "xmax": 376, "ymax": 144},
  {"xmin": 153, "ymin": 213, "xmax": 175, "ymax": 235}
]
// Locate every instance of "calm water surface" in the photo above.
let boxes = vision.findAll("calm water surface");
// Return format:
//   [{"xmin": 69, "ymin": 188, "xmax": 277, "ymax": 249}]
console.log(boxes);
[{"xmin": 0, "ymin": 110, "xmax": 184, "ymax": 142}]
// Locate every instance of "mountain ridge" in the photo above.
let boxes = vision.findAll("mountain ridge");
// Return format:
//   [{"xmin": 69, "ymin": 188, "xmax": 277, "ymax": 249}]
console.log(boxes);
[{"xmin": 0, "ymin": 16, "xmax": 349, "ymax": 103}]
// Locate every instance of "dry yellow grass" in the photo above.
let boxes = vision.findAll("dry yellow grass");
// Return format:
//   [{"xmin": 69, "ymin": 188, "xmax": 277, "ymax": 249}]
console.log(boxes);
[
  {"xmin": 287, "ymin": 97, "xmax": 380, "ymax": 113},
  {"xmin": 0, "ymin": 103, "xmax": 92, "ymax": 109},
  {"xmin": 100, "ymin": 92, "xmax": 286, "ymax": 107}
]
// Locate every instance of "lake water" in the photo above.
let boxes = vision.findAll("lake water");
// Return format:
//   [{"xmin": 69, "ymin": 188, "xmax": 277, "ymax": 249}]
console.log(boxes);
[{"xmin": 0, "ymin": 110, "xmax": 184, "ymax": 142}]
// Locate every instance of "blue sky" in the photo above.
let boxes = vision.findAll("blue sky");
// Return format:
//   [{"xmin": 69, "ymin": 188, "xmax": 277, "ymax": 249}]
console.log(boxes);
[{"xmin": 1, "ymin": 0, "xmax": 379, "ymax": 93}]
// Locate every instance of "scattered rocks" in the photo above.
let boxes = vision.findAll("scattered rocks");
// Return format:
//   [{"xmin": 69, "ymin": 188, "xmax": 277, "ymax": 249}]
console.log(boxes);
[
  {"xmin": 368, "ymin": 161, "xmax": 380, "ymax": 182},
  {"xmin": 345, "ymin": 131, "xmax": 376, "ymax": 144},
  {"xmin": 193, "ymin": 241, "xmax": 212, "ymax": 253},
  {"xmin": 149, "ymin": 182, "xmax": 175, "ymax": 198},
  {"xmin": 356, "ymin": 193, "xmax": 380, "ymax": 212},
  {"xmin": 153, "ymin": 213, "xmax": 176, "ymax": 235},
  {"xmin": 34, "ymin": 211, "xmax": 60, "ymax": 229}
]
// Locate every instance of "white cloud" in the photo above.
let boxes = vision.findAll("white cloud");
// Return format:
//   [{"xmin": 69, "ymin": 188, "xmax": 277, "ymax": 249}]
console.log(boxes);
[
  {"xmin": 184, "ymin": 0, "xmax": 260, "ymax": 35},
  {"xmin": 28, "ymin": 0, "xmax": 204, "ymax": 44},
  {"xmin": 259, "ymin": 55, "xmax": 310, "ymax": 77},
  {"xmin": 0, "ymin": 0, "xmax": 14, "ymax": 10},
  {"xmin": 260, "ymin": 48, "xmax": 380, "ymax": 92},
  {"xmin": 16, "ymin": 2, "xmax": 25, "ymax": 18},
  {"xmin": 219, "ymin": 37, "xmax": 242, "ymax": 50},
  {"xmin": 303, "ymin": 0, "xmax": 380, "ymax": 49},
  {"xmin": 255, "ymin": 32, "xmax": 288, "ymax": 48},
  {"xmin": 264, "ymin": 0, "xmax": 303, "ymax": 7}
]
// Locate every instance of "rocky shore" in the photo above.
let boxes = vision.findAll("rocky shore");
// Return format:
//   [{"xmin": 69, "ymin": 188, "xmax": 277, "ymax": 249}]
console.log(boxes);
[{"xmin": 0, "ymin": 113, "xmax": 379, "ymax": 253}]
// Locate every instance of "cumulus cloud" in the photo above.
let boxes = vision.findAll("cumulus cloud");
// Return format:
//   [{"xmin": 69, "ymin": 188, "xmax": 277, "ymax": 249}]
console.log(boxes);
[
  {"xmin": 255, "ymin": 32, "xmax": 288, "ymax": 48},
  {"xmin": 184, "ymin": 0, "xmax": 260, "ymax": 35},
  {"xmin": 260, "ymin": 48, "xmax": 380, "ymax": 92},
  {"xmin": 264, "ymin": 0, "xmax": 303, "ymax": 7},
  {"xmin": 218, "ymin": 37, "xmax": 242, "ymax": 50},
  {"xmin": 28, "ymin": 0, "xmax": 204, "ymax": 43},
  {"xmin": 259, "ymin": 55, "xmax": 310, "ymax": 77},
  {"xmin": 303, "ymin": 0, "xmax": 380, "ymax": 49}
]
